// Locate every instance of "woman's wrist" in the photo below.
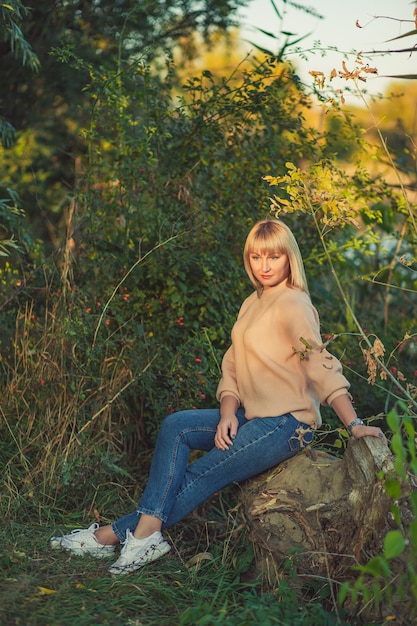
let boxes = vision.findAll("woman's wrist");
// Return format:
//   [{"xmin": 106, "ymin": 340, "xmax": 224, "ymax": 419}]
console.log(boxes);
[
  {"xmin": 345, "ymin": 419, "xmax": 387, "ymax": 442},
  {"xmin": 219, "ymin": 413, "xmax": 237, "ymax": 422},
  {"xmin": 346, "ymin": 417, "xmax": 364, "ymax": 437}
]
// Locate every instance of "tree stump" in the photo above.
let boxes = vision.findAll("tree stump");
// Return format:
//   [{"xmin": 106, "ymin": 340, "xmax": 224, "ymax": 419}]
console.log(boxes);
[{"xmin": 240, "ymin": 437, "xmax": 395, "ymax": 585}]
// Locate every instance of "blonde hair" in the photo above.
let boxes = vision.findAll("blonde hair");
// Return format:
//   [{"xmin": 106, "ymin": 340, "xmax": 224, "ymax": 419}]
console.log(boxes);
[{"xmin": 243, "ymin": 218, "xmax": 309, "ymax": 295}]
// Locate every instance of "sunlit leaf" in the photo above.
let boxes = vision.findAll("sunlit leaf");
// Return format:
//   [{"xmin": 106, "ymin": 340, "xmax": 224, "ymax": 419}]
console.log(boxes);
[{"xmin": 38, "ymin": 587, "xmax": 57, "ymax": 595}]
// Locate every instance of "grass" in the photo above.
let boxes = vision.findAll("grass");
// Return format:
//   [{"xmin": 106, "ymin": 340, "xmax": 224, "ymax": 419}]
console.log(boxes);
[{"xmin": 0, "ymin": 492, "xmax": 352, "ymax": 626}]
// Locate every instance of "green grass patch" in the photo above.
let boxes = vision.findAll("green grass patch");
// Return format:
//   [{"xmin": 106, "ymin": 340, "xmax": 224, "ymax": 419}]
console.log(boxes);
[{"xmin": 0, "ymin": 506, "xmax": 349, "ymax": 626}]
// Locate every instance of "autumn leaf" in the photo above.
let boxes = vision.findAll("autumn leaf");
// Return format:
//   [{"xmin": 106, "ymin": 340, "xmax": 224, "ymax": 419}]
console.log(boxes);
[
  {"xmin": 38, "ymin": 587, "xmax": 57, "ymax": 595},
  {"xmin": 185, "ymin": 552, "xmax": 213, "ymax": 570}
]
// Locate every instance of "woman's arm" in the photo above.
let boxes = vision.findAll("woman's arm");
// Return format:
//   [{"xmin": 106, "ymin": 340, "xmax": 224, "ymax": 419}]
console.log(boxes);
[
  {"xmin": 331, "ymin": 394, "xmax": 386, "ymax": 441},
  {"xmin": 215, "ymin": 395, "xmax": 240, "ymax": 450}
]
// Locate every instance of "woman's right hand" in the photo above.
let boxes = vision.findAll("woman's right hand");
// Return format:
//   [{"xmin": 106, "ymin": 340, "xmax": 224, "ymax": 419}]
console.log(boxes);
[{"xmin": 215, "ymin": 415, "xmax": 239, "ymax": 450}]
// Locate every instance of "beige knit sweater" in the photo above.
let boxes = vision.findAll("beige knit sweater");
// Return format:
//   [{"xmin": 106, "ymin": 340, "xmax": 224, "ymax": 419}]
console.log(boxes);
[{"xmin": 216, "ymin": 280, "xmax": 350, "ymax": 428}]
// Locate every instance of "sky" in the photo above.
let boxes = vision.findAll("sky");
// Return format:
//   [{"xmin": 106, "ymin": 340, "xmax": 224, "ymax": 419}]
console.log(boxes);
[{"xmin": 237, "ymin": 0, "xmax": 416, "ymax": 97}]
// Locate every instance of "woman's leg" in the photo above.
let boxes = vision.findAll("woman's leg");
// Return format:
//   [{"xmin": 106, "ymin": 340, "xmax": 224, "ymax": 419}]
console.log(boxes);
[
  {"xmin": 162, "ymin": 413, "xmax": 313, "ymax": 527},
  {"xmin": 110, "ymin": 411, "xmax": 313, "ymax": 541},
  {"xmin": 111, "ymin": 407, "xmax": 231, "ymax": 542},
  {"xmin": 60, "ymin": 410, "xmax": 312, "ymax": 572},
  {"xmin": 57, "ymin": 407, "xmax": 237, "ymax": 552}
]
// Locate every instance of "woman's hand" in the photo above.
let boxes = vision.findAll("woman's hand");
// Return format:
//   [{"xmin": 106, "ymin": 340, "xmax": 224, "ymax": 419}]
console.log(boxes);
[
  {"xmin": 215, "ymin": 415, "xmax": 239, "ymax": 450},
  {"xmin": 331, "ymin": 395, "xmax": 387, "ymax": 443},
  {"xmin": 351, "ymin": 423, "xmax": 387, "ymax": 442}
]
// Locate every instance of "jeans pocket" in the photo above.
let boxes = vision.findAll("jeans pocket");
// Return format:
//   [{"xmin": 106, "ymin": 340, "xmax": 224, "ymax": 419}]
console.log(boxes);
[{"xmin": 288, "ymin": 422, "xmax": 314, "ymax": 453}]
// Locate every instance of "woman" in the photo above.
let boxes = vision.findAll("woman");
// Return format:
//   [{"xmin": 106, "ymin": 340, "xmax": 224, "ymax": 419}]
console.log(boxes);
[{"xmin": 52, "ymin": 218, "xmax": 385, "ymax": 575}]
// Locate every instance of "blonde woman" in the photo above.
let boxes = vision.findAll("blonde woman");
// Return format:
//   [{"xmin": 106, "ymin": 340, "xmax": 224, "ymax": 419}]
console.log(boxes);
[{"xmin": 52, "ymin": 218, "xmax": 384, "ymax": 575}]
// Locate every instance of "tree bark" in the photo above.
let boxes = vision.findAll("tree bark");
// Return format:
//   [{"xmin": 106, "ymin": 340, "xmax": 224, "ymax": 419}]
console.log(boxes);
[{"xmin": 240, "ymin": 437, "xmax": 397, "ymax": 585}]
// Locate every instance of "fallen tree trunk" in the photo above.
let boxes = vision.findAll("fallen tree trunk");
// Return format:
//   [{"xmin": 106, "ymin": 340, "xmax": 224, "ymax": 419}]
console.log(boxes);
[{"xmin": 240, "ymin": 437, "xmax": 396, "ymax": 585}]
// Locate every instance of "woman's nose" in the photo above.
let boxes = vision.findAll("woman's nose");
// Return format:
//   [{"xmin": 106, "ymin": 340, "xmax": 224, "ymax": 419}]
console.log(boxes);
[{"xmin": 262, "ymin": 258, "xmax": 270, "ymax": 271}]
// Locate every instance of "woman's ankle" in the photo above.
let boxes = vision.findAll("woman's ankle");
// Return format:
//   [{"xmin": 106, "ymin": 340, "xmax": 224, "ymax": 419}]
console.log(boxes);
[
  {"xmin": 95, "ymin": 525, "xmax": 119, "ymax": 546},
  {"xmin": 133, "ymin": 514, "xmax": 162, "ymax": 540}
]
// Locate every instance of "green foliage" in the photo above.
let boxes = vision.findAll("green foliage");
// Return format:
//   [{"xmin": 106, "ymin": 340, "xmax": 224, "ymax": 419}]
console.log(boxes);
[
  {"xmin": 0, "ymin": 0, "xmax": 245, "ymax": 245},
  {"xmin": 0, "ymin": 115, "xmax": 16, "ymax": 148},
  {"xmin": 338, "ymin": 405, "xmax": 417, "ymax": 621},
  {"xmin": 178, "ymin": 586, "xmax": 347, "ymax": 625},
  {"xmin": 0, "ymin": 187, "xmax": 25, "ymax": 255},
  {"xmin": 0, "ymin": 0, "xmax": 39, "ymax": 71}
]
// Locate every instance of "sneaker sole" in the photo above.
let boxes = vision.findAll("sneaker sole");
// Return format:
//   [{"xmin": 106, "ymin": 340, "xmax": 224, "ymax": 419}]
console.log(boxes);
[
  {"xmin": 55, "ymin": 537, "xmax": 116, "ymax": 558},
  {"xmin": 62, "ymin": 545, "xmax": 116, "ymax": 558},
  {"xmin": 109, "ymin": 541, "xmax": 171, "ymax": 576}
]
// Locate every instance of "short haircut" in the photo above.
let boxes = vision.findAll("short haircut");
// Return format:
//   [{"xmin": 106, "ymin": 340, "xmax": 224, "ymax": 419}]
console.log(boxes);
[{"xmin": 243, "ymin": 218, "xmax": 309, "ymax": 295}]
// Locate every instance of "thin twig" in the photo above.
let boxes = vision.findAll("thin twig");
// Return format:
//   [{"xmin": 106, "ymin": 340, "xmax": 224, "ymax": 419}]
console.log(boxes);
[
  {"xmin": 77, "ymin": 353, "xmax": 158, "ymax": 435},
  {"xmin": 92, "ymin": 231, "xmax": 185, "ymax": 347}
]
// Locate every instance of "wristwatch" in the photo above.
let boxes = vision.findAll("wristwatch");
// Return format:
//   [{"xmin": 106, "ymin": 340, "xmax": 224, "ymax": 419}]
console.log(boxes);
[{"xmin": 346, "ymin": 417, "xmax": 364, "ymax": 437}]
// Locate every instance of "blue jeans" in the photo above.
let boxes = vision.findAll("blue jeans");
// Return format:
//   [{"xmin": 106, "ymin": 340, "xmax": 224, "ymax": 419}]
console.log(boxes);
[{"xmin": 112, "ymin": 408, "xmax": 314, "ymax": 542}]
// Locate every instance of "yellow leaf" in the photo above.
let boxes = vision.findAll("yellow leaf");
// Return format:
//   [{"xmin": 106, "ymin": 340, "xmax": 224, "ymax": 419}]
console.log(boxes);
[
  {"xmin": 185, "ymin": 552, "xmax": 213, "ymax": 570},
  {"xmin": 275, "ymin": 197, "xmax": 291, "ymax": 206},
  {"xmin": 262, "ymin": 175, "xmax": 280, "ymax": 185},
  {"xmin": 38, "ymin": 587, "xmax": 57, "ymax": 595}
]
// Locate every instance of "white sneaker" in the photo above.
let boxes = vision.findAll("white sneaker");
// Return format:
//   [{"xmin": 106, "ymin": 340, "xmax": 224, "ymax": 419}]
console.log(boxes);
[
  {"xmin": 50, "ymin": 522, "xmax": 116, "ymax": 558},
  {"xmin": 109, "ymin": 530, "xmax": 171, "ymax": 576}
]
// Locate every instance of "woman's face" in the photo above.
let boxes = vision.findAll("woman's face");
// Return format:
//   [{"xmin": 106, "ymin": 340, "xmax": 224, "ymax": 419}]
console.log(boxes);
[{"xmin": 249, "ymin": 250, "xmax": 290, "ymax": 289}]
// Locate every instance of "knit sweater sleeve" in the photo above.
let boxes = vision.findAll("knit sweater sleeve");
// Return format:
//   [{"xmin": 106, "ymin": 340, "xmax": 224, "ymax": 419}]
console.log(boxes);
[
  {"xmin": 215, "ymin": 295, "xmax": 254, "ymax": 405},
  {"xmin": 216, "ymin": 344, "xmax": 241, "ymax": 405},
  {"xmin": 284, "ymin": 293, "xmax": 351, "ymax": 406}
]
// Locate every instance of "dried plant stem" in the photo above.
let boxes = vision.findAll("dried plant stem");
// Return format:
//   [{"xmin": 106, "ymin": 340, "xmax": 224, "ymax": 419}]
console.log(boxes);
[{"xmin": 78, "ymin": 353, "xmax": 158, "ymax": 435}]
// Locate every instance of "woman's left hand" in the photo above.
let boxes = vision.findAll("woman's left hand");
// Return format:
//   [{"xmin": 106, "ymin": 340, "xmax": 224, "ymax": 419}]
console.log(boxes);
[
  {"xmin": 215, "ymin": 415, "xmax": 239, "ymax": 450},
  {"xmin": 350, "ymin": 424, "xmax": 387, "ymax": 442}
]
